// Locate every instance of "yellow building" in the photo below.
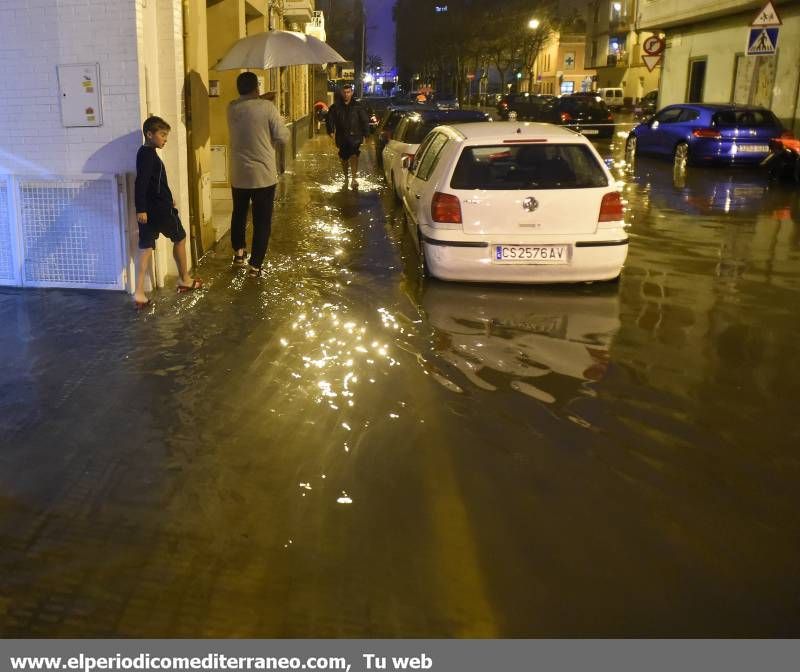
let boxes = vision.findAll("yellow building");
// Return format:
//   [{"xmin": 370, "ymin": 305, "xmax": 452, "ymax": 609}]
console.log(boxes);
[{"xmin": 531, "ymin": 32, "xmax": 594, "ymax": 96}]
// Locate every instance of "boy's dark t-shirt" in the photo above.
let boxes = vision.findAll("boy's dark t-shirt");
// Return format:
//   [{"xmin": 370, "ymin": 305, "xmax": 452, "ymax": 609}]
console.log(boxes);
[{"xmin": 135, "ymin": 145, "xmax": 173, "ymax": 222}]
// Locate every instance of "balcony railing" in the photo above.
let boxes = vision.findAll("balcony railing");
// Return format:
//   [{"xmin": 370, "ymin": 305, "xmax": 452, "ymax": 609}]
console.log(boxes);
[{"xmin": 606, "ymin": 53, "xmax": 628, "ymax": 67}]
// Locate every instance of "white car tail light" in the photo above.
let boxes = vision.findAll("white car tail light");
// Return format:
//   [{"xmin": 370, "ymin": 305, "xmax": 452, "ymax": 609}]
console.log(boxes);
[
  {"xmin": 598, "ymin": 192, "xmax": 624, "ymax": 223},
  {"xmin": 431, "ymin": 192, "xmax": 462, "ymax": 225}
]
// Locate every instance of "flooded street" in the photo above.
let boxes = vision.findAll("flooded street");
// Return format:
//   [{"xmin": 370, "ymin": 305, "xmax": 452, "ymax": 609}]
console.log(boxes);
[{"xmin": 1, "ymin": 130, "xmax": 799, "ymax": 636}]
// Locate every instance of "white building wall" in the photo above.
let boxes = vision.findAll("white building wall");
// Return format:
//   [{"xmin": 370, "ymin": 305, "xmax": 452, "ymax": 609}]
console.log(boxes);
[
  {"xmin": 0, "ymin": 0, "xmax": 191, "ymax": 291},
  {"xmin": 0, "ymin": 0, "xmax": 141, "ymax": 177},
  {"xmin": 655, "ymin": 4, "xmax": 799, "ymax": 129}
]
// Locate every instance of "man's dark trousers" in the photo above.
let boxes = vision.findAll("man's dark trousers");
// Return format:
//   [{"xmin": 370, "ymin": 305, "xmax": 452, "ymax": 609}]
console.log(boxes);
[{"xmin": 230, "ymin": 185, "xmax": 276, "ymax": 269}]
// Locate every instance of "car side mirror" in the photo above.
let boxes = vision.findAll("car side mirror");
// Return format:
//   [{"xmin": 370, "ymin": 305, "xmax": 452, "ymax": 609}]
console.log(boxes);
[{"xmin": 402, "ymin": 155, "xmax": 415, "ymax": 172}]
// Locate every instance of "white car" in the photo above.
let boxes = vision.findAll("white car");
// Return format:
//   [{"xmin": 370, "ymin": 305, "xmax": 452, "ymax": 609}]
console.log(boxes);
[
  {"xmin": 401, "ymin": 121, "xmax": 628, "ymax": 283},
  {"xmin": 383, "ymin": 110, "xmax": 490, "ymax": 199}
]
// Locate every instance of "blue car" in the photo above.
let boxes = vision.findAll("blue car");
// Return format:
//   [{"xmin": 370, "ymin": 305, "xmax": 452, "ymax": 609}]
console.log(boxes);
[{"xmin": 625, "ymin": 104, "xmax": 785, "ymax": 171}]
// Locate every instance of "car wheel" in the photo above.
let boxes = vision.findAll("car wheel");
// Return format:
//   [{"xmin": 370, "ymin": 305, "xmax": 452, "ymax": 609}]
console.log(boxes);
[{"xmin": 625, "ymin": 135, "xmax": 637, "ymax": 163}]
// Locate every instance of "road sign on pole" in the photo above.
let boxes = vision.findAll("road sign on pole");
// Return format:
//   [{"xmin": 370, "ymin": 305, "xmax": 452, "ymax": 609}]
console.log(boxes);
[
  {"xmin": 747, "ymin": 27, "xmax": 779, "ymax": 55},
  {"xmin": 642, "ymin": 35, "xmax": 665, "ymax": 56},
  {"xmin": 642, "ymin": 55, "xmax": 661, "ymax": 72},
  {"xmin": 751, "ymin": 1, "xmax": 781, "ymax": 27}
]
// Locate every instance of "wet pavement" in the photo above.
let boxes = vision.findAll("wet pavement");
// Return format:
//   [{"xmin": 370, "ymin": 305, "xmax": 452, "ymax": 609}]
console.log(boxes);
[{"xmin": 1, "ymin": 130, "xmax": 799, "ymax": 637}]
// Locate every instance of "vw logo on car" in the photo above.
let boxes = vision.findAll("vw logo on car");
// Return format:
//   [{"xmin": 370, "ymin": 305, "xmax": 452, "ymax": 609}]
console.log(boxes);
[{"xmin": 522, "ymin": 196, "xmax": 539, "ymax": 212}]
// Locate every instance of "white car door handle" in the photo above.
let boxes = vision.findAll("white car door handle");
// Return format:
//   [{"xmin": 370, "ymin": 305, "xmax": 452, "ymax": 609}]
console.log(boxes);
[{"xmin": 414, "ymin": 193, "xmax": 421, "ymax": 199}]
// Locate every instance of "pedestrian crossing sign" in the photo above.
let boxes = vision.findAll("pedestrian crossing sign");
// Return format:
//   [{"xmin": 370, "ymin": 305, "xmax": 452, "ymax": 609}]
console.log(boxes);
[{"xmin": 747, "ymin": 27, "xmax": 778, "ymax": 55}]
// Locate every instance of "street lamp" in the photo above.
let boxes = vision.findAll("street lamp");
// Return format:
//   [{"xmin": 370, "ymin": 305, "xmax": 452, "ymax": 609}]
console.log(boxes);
[{"xmin": 528, "ymin": 18, "xmax": 541, "ymax": 93}]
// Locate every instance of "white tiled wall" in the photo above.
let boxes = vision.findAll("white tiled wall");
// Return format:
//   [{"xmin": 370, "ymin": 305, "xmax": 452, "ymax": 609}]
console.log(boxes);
[
  {"xmin": 0, "ymin": 0, "xmax": 192, "ymax": 289},
  {"xmin": 0, "ymin": 0, "xmax": 142, "ymax": 176}
]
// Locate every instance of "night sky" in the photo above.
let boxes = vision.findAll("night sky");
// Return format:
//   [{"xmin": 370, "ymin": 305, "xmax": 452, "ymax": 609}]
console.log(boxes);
[{"xmin": 364, "ymin": 0, "xmax": 396, "ymax": 72}]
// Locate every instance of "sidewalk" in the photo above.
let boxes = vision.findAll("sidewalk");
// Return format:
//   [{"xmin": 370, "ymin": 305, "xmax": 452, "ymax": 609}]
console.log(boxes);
[{"xmin": 0, "ymin": 134, "xmax": 445, "ymax": 636}]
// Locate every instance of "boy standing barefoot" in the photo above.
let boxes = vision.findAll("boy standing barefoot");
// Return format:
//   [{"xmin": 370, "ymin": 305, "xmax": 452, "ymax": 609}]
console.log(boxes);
[{"xmin": 134, "ymin": 116, "xmax": 202, "ymax": 308}]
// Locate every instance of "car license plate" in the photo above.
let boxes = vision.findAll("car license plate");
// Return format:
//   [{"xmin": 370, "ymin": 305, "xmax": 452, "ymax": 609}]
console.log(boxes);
[
  {"xmin": 580, "ymin": 129, "xmax": 599, "ymax": 135},
  {"xmin": 737, "ymin": 144, "xmax": 769, "ymax": 153},
  {"xmin": 493, "ymin": 244, "xmax": 570, "ymax": 264}
]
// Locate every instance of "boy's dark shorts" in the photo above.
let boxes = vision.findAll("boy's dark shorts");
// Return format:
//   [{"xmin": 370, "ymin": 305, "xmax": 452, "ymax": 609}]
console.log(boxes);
[
  {"xmin": 138, "ymin": 209, "xmax": 186, "ymax": 249},
  {"xmin": 338, "ymin": 137, "xmax": 362, "ymax": 161}
]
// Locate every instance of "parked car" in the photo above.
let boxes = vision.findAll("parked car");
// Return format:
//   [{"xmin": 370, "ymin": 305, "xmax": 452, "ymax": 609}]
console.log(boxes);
[
  {"xmin": 432, "ymin": 95, "xmax": 460, "ymax": 110},
  {"xmin": 625, "ymin": 104, "xmax": 785, "ymax": 172},
  {"xmin": 496, "ymin": 93, "xmax": 554, "ymax": 120},
  {"xmin": 401, "ymin": 121, "xmax": 628, "ymax": 283},
  {"xmin": 596, "ymin": 87, "xmax": 624, "ymax": 110},
  {"xmin": 382, "ymin": 108, "xmax": 490, "ymax": 198},
  {"xmin": 534, "ymin": 96, "xmax": 615, "ymax": 138},
  {"xmin": 633, "ymin": 90, "xmax": 658, "ymax": 119},
  {"xmin": 762, "ymin": 135, "xmax": 800, "ymax": 183},
  {"xmin": 375, "ymin": 104, "xmax": 432, "ymax": 167},
  {"xmin": 358, "ymin": 96, "xmax": 396, "ymax": 129}
]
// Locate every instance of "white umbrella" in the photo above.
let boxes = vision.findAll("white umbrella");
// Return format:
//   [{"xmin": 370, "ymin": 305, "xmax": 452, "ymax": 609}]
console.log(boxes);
[{"xmin": 214, "ymin": 30, "xmax": 348, "ymax": 70}]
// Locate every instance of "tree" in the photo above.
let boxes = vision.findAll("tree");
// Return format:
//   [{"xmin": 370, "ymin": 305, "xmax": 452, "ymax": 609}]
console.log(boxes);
[{"xmin": 366, "ymin": 54, "xmax": 384, "ymax": 74}]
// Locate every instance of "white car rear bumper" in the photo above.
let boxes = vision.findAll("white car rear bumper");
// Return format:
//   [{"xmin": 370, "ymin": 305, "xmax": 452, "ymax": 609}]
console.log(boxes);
[{"xmin": 421, "ymin": 229, "xmax": 628, "ymax": 283}]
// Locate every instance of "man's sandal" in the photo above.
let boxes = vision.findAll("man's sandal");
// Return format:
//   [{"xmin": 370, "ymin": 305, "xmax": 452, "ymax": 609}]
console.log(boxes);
[
  {"xmin": 177, "ymin": 278, "xmax": 204, "ymax": 293},
  {"xmin": 247, "ymin": 265, "xmax": 262, "ymax": 278},
  {"xmin": 233, "ymin": 250, "xmax": 248, "ymax": 266}
]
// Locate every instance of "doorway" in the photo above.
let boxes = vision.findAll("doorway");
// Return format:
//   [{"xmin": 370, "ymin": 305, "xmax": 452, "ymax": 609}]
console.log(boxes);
[{"xmin": 687, "ymin": 58, "xmax": 706, "ymax": 102}]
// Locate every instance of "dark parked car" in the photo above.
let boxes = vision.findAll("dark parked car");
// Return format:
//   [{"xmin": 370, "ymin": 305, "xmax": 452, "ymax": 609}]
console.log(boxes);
[
  {"xmin": 633, "ymin": 90, "xmax": 658, "ymax": 119},
  {"xmin": 496, "ymin": 93, "xmax": 555, "ymax": 120},
  {"xmin": 357, "ymin": 96, "xmax": 397, "ymax": 132},
  {"xmin": 534, "ymin": 96, "xmax": 615, "ymax": 138},
  {"xmin": 625, "ymin": 104, "xmax": 785, "ymax": 171}
]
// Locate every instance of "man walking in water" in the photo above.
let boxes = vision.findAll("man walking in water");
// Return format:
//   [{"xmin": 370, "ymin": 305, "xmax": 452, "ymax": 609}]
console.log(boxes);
[
  {"xmin": 227, "ymin": 72, "xmax": 290, "ymax": 276},
  {"xmin": 326, "ymin": 83, "xmax": 370, "ymax": 189}
]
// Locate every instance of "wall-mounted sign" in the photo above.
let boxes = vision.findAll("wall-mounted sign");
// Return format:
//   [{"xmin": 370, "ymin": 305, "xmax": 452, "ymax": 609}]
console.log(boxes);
[
  {"xmin": 642, "ymin": 55, "xmax": 662, "ymax": 72},
  {"xmin": 747, "ymin": 27, "xmax": 779, "ymax": 55},
  {"xmin": 209, "ymin": 80, "xmax": 221, "ymax": 97},
  {"xmin": 564, "ymin": 52, "xmax": 576, "ymax": 70},
  {"xmin": 642, "ymin": 35, "xmax": 665, "ymax": 56},
  {"xmin": 57, "ymin": 63, "xmax": 103, "ymax": 127},
  {"xmin": 751, "ymin": 1, "xmax": 781, "ymax": 27}
]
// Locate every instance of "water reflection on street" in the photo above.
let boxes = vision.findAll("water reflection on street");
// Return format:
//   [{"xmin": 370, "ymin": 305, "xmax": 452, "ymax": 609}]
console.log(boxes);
[
  {"xmin": 423, "ymin": 282, "xmax": 619, "ymax": 405},
  {"xmin": 0, "ymin": 131, "xmax": 799, "ymax": 637}
]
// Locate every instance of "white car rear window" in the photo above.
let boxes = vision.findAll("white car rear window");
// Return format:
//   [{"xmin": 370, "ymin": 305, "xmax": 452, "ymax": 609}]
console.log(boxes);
[{"xmin": 450, "ymin": 144, "xmax": 609, "ymax": 190}]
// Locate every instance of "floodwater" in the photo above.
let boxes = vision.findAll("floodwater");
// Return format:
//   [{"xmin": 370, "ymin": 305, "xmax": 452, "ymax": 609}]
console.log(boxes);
[{"xmin": 0, "ymin": 131, "xmax": 799, "ymax": 637}]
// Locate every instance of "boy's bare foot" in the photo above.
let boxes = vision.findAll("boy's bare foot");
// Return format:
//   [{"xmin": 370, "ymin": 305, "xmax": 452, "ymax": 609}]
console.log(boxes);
[{"xmin": 133, "ymin": 292, "xmax": 148, "ymax": 305}]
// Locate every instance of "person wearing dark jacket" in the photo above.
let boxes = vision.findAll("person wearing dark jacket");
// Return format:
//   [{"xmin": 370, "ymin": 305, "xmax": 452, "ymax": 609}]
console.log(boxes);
[
  {"xmin": 133, "ymin": 116, "xmax": 202, "ymax": 309},
  {"xmin": 326, "ymin": 83, "xmax": 370, "ymax": 189}
]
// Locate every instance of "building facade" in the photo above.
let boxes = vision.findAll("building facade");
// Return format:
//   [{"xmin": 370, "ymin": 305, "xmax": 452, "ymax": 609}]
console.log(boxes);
[
  {"xmin": 584, "ymin": 0, "xmax": 662, "ymax": 102},
  {"xmin": 531, "ymin": 33, "xmax": 594, "ymax": 96},
  {"xmin": 638, "ymin": 0, "xmax": 800, "ymax": 130},
  {"xmin": 0, "ymin": 0, "xmax": 345, "ymax": 293}
]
